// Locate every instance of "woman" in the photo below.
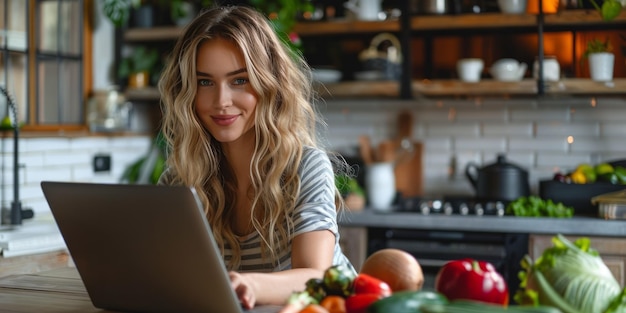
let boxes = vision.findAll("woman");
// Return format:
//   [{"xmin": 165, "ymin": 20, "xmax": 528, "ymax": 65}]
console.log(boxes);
[{"xmin": 157, "ymin": 5, "xmax": 355, "ymax": 309}]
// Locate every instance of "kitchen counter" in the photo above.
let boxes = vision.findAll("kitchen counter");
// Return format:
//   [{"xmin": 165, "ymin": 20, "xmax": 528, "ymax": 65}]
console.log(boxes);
[{"xmin": 338, "ymin": 210, "xmax": 626, "ymax": 237}]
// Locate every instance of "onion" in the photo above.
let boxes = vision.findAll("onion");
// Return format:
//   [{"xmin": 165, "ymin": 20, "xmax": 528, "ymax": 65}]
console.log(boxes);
[{"xmin": 359, "ymin": 248, "xmax": 424, "ymax": 292}]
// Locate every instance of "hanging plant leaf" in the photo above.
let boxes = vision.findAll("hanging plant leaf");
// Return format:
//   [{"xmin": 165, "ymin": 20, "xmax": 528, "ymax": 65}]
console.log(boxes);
[{"xmin": 601, "ymin": 0, "xmax": 622, "ymax": 21}]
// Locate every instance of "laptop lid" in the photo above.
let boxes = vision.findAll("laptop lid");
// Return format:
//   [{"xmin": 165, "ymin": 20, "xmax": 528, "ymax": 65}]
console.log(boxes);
[{"xmin": 41, "ymin": 181, "xmax": 247, "ymax": 313}]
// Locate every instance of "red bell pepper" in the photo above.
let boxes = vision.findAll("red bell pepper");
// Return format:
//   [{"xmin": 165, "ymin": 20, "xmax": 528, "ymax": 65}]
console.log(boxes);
[
  {"xmin": 345, "ymin": 293, "xmax": 382, "ymax": 313},
  {"xmin": 352, "ymin": 273, "xmax": 392, "ymax": 297},
  {"xmin": 434, "ymin": 258, "xmax": 509, "ymax": 306}
]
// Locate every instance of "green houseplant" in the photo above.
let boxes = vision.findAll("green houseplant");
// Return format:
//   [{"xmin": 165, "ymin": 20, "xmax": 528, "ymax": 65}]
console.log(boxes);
[
  {"xmin": 103, "ymin": 0, "xmax": 142, "ymax": 27},
  {"xmin": 118, "ymin": 46, "xmax": 159, "ymax": 88},
  {"xmin": 583, "ymin": 38, "xmax": 615, "ymax": 82},
  {"xmin": 248, "ymin": 0, "xmax": 314, "ymax": 55}
]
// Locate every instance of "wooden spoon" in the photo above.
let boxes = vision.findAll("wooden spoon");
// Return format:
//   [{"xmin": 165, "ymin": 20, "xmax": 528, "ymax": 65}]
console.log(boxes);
[{"xmin": 359, "ymin": 135, "xmax": 374, "ymax": 164}]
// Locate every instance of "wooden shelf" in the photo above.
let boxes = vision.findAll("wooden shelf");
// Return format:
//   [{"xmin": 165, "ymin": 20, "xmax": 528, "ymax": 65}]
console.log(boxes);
[
  {"xmin": 124, "ymin": 26, "xmax": 183, "ymax": 42},
  {"xmin": 294, "ymin": 10, "xmax": 626, "ymax": 36},
  {"xmin": 124, "ymin": 10, "xmax": 626, "ymax": 41},
  {"xmin": 125, "ymin": 87, "xmax": 161, "ymax": 100},
  {"xmin": 412, "ymin": 78, "xmax": 626, "ymax": 96},
  {"xmin": 124, "ymin": 78, "xmax": 626, "ymax": 102}
]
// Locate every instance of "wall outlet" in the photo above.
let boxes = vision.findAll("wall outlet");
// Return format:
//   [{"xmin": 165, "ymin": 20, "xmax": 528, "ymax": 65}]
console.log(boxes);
[{"xmin": 93, "ymin": 154, "xmax": 111, "ymax": 172}]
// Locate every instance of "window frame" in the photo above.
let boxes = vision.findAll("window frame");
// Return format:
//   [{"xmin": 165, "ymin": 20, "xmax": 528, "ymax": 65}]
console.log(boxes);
[{"xmin": 1, "ymin": 0, "xmax": 92, "ymax": 132}]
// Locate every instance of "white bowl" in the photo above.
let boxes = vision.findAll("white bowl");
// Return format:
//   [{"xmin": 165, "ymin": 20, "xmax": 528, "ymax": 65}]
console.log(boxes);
[
  {"xmin": 354, "ymin": 71, "xmax": 385, "ymax": 81},
  {"xmin": 312, "ymin": 68, "xmax": 342, "ymax": 83},
  {"xmin": 497, "ymin": 0, "xmax": 527, "ymax": 14}
]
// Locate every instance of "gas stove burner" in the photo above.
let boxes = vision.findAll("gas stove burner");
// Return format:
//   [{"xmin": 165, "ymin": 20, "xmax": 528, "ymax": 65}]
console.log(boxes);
[{"xmin": 398, "ymin": 196, "xmax": 507, "ymax": 216}]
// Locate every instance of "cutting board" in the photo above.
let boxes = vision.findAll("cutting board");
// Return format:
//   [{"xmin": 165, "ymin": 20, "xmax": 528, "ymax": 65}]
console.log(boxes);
[{"xmin": 394, "ymin": 111, "xmax": 423, "ymax": 197}]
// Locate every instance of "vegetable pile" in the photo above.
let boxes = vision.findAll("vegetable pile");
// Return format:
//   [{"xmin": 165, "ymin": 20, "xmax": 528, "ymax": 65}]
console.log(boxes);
[
  {"xmin": 515, "ymin": 234, "xmax": 626, "ymax": 313},
  {"xmin": 280, "ymin": 249, "xmax": 442, "ymax": 313},
  {"xmin": 281, "ymin": 250, "xmax": 563, "ymax": 313}
]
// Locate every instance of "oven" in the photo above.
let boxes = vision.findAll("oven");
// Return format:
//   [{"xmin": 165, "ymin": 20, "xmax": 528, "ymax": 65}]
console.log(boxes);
[{"xmin": 367, "ymin": 227, "xmax": 528, "ymax": 301}]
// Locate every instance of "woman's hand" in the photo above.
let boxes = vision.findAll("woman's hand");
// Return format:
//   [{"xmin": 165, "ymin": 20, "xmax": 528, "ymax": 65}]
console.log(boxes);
[{"xmin": 229, "ymin": 271, "xmax": 256, "ymax": 309}]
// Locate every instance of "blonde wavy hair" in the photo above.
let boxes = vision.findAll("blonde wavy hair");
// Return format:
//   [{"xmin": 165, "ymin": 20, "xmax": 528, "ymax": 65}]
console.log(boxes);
[{"xmin": 158, "ymin": 5, "xmax": 345, "ymax": 270}]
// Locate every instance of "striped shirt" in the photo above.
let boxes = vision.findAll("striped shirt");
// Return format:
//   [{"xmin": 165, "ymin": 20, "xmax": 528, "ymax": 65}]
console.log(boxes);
[{"xmin": 159, "ymin": 146, "xmax": 355, "ymax": 274}]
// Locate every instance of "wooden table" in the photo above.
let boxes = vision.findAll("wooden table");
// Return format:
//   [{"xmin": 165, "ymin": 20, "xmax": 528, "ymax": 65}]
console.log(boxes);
[
  {"xmin": 0, "ymin": 267, "xmax": 116, "ymax": 312},
  {"xmin": 0, "ymin": 267, "xmax": 284, "ymax": 313},
  {"xmin": 0, "ymin": 250, "xmax": 71, "ymax": 278}
]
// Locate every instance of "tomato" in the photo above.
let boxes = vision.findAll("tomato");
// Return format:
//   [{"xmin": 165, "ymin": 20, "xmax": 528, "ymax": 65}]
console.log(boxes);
[
  {"xmin": 344, "ymin": 293, "xmax": 382, "ymax": 313},
  {"xmin": 320, "ymin": 295, "xmax": 346, "ymax": 313},
  {"xmin": 298, "ymin": 304, "xmax": 330, "ymax": 313},
  {"xmin": 434, "ymin": 258, "xmax": 509, "ymax": 306},
  {"xmin": 352, "ymin": 273, "xmax": 392, "ymax": 297}
]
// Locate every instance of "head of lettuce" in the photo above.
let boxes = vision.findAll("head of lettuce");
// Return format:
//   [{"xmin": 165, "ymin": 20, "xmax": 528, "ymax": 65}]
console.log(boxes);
[{"xmin": 515, "ymin": 234, "xmax": 626, "ymax": 313}]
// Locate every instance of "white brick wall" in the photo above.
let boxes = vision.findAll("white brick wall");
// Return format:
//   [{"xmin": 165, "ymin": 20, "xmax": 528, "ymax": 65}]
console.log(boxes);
[
  {"xmin": 0, "ymin": 135, "xmax": 152, "ymax": 218},
  {"xmin": 318, "ymin": 96, "xmax": 626, "ymax": 197}
]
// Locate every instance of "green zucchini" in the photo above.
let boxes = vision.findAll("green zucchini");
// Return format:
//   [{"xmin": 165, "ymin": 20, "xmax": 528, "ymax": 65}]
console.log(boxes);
[
  {"xmin": 366, "ymin": 290, "xmax": 448, "ymax": 313},
  {"xmin": 420, "ymin": 299, "xmax": 562, "ymax": 313}
]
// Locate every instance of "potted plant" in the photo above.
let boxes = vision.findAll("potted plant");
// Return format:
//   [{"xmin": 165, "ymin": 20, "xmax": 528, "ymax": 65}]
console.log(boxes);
[
  {"xmin": 584, "ymin": 0, "xmax": 623, "ymax": 21},
  {"xmin": 583, "ymin": 38, "xmax": 615, "ymax": 82},
  {"xmin": 118, "ymin": 46, "xmax": 160, "ymax": 89},
  {"xmin": 171, "ymin": 0, "xmax": 214, "ymax": 26},
  {"xmin": 103, "ymin": 0, "xmax": 144, "ymax": 28},
  {"xmin": 248, "ymin": 0, "xmax": 314, "ymax": 56}
]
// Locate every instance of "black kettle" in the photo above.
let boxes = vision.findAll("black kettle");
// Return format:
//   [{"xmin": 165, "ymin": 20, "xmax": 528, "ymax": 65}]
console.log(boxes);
[{"xmin": 465, "ymin": 154, "xmax": 530, "ymax": 202}]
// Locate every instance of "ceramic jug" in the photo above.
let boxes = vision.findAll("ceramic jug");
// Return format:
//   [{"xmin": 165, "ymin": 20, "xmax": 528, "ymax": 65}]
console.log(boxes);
[
  {"xmin": 344, "ymin": 0, "xmax": 383, "ymax": 21},
  {"xmin": 365, "ymin": 162, "xmax": 396, "ymax": 211},
  {"xmin": 490, "ymin": 58, "xmax": 527, "ymax": 81}
]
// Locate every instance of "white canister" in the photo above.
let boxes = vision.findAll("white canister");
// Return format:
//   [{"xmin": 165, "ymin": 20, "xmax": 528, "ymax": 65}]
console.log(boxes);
[
  {"xmin": 365, "ymin": 162, "xmax": 396, "ymax": 211},
  {"xmin": 533, "ymin": 56, "xmax": 560, "ymax": 81}
]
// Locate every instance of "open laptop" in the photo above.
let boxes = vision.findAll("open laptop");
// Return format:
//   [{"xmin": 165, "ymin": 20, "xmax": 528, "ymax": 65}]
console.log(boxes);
[{"xmin": 41, "ymin": 181, "xmax": 281, "ymax": 313}]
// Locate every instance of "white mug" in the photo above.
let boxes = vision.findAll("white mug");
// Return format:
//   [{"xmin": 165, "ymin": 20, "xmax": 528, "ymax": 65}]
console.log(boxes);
[
  {"xmin": 365, "ymin": 162, "xmax": 396, "ymax": 211},
  {"xmin": 457, "ymin": 58, "xmax": 484, "ymax": 82}
]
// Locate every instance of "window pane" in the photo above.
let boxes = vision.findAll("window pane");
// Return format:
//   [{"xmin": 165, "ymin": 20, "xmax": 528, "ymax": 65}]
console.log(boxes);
[
  {"xmin": 37, "ymin": 59, "xmax": 59, "ymax": 123},
  {"xmin": 59, "ymin": 60, "xmax": 82, "ymax": 123},
  {"xmin": 60, "ymin": 0, "xmax": 81, "ymax": 55},
  {"xmin": 39, "ymin": 1, "xmax": 59, "ymax": 53},
  {"xmin": 39, "ymin": 0, "xmax": 81, "ymax": 55},
  {"xmin": 0, "ymin": 52, "xmax": 28, "ymax": 124},
  {"xmin": 6, "ymin": 0, "xmax": 28, "ymax": 51},
  {"xmin": 0, "ymin": 0, "xmax": 4, "ymax": 48},
  {"xmin": 37, "ymin": 58, "xmax": 82, "ymax": 124}
]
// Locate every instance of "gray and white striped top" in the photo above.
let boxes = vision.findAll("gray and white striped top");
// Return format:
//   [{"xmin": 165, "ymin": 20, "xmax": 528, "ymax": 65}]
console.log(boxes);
[
  {"xmin": 224, "ymin": 146, "xmax": 354, "ymax": 273},
  {"xmin": 159, "ymin": 146, "xmax": 355, "ymax": 274}
]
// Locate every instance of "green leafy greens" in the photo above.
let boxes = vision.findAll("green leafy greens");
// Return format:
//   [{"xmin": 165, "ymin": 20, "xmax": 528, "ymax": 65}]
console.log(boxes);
[
  {"xmin": 506, "ymin": 196, "xmax": 574, "ymax": 218},
  {"xmin": 515, "ymin": 235, "xmax": 626, "ymax": 313}
]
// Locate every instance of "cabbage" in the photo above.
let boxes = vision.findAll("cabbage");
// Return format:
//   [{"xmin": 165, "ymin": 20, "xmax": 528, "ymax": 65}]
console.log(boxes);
[{"xmin": 515, "ymin": 234, "xmax": 626, "ymax": 313}]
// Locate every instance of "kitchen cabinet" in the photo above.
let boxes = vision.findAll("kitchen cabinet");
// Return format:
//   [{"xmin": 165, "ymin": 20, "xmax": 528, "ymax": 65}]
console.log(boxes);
[
  {"xmin": 529, "ymin": 234, "xmax": 626, "ymax": 285},
  {"xmin": 339, "ymin": 226, "xmax": 367, "ymax": 271},
  {"xmin": 118, "ymin": 9, "xmax": 626, "ymax": 102}
]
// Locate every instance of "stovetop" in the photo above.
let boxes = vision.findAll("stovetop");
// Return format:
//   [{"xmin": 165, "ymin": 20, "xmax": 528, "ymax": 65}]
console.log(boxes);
[{"xmin": 396, "ymin": 195, "xmax": 508, "ymax": 216}]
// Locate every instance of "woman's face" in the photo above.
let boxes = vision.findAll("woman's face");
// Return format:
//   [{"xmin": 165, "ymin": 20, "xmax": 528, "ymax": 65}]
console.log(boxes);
[{"xmin": 194, "ymin": 38, "xmax": 258, "ymax": 144}]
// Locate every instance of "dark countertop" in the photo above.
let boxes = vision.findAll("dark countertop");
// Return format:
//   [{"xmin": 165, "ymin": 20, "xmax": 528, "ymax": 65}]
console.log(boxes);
[{"xmin": 338, "ymin": 210, "xmax": 626, "ymax": 237}]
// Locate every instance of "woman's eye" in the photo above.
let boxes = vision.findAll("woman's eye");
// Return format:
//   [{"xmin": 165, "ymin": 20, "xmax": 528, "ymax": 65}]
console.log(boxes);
[
  {"xmin": 233, "ymin": 78, "xmax": 248, "ymax": 85},
  {"xmin": 198, "ymin": 79, "xmax": 212, "ymax": 86}
]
